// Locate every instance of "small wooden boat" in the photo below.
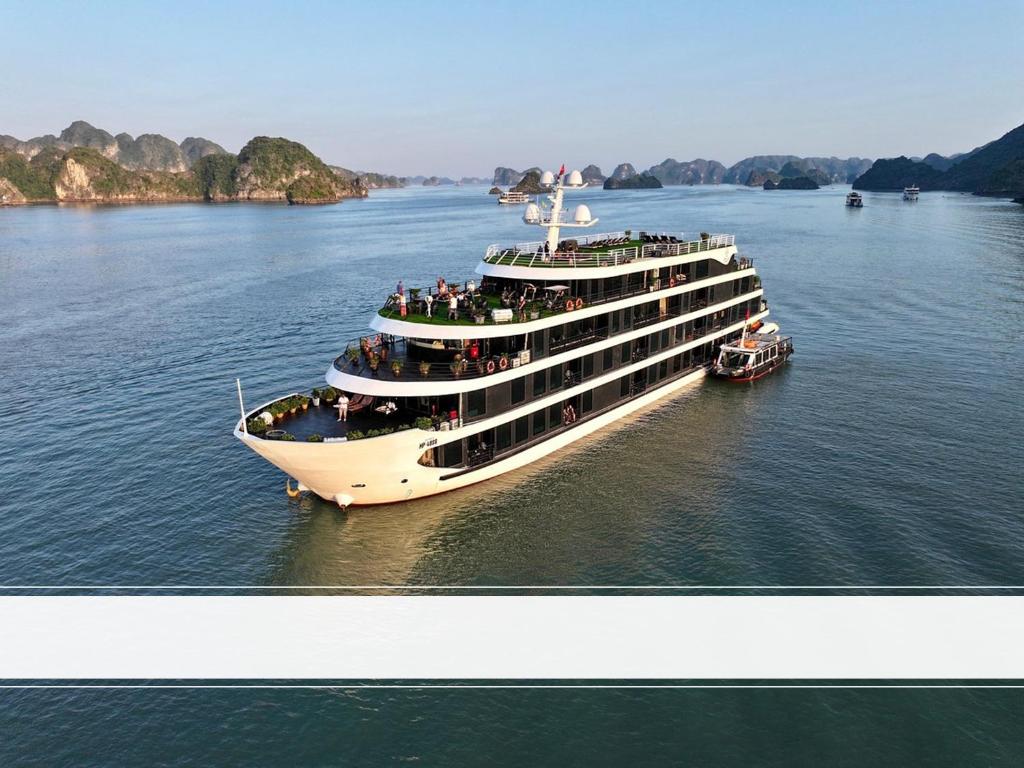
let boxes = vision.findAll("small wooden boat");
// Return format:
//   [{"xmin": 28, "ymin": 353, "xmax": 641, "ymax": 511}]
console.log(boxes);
[{"xmin": 712, "ymin": 332, "xmax": 793, "ymax": 383}]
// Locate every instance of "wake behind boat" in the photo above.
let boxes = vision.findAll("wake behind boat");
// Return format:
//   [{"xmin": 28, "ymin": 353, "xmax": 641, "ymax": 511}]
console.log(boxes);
[{"xmin": 235, "ymin": 167, "xmax": 781, "ymax": 506}]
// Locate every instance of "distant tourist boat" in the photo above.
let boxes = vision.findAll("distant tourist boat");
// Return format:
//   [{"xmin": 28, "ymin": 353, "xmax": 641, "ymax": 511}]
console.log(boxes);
[
  {"xmin": 846, "ymin": 191, "xmax": 863, "ymax": 207},
  {"xmin": 903, "ymin": 185, "xmax": 920, "ymax": 201},
  {"xmin": 712, "ymin": 329, "xmax": 793, "ymax": 383},
  {"xmin": 498, "ymin": 190, "xmax": 530, "ymax": 205},
  {"xmin": 235, "ymin": 167, "xmax": 778, "ymax": 506}
]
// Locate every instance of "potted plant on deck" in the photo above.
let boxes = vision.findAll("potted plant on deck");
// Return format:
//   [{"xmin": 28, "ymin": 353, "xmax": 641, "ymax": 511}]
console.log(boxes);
[
  {"xmin": 529, "ymin": 302, "xmax": 541, "ymax": 321},
  {"xmin": 311, "ymin": 388, "xmax": 321, "ymax": 407},
  {"xmin": 346, "ymin": 347, "xmax": 359, "ymax": 367}
]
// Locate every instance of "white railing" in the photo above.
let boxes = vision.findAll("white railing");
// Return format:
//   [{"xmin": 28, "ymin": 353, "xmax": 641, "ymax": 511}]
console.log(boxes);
[{"xmin": 483, "ymin": 233, "xmax": 735, "ymax": 268}]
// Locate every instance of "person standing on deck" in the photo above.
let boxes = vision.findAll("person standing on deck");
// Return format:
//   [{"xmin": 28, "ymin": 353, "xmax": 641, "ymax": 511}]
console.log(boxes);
[
  {"xmin": 448, "ymin": 294, "xmax": 458, "ymax": 321},
  {"xmin": 424, "ymin": 293, "xmax": 433, "ymax": 317},
  {"xmin": 396, "ymin": 280, "xmax": 404, "ymax": 297},
  {"xmin": 399, "ymin": 291, "xmax": 407, "ymax": 317},
  {"xmin": 336, "ymin": 392, "xmax": 349, "ymax": 422}
]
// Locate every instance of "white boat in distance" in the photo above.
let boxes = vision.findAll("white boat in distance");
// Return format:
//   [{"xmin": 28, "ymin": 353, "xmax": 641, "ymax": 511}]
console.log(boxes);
[
  {"xmin": 903, "ymin": 185, "xmax": 920, "ymax": 201},
  {"xmin": 235, "ymin": 167, "xmax": 777, "ymax": 506},
  {"xmin": 846, "ymin": 191, "xmax": 864, "ymax": 207},
  {"xmin": 498, "ymin": 190, "xmax": 531, "ymax": 205}
]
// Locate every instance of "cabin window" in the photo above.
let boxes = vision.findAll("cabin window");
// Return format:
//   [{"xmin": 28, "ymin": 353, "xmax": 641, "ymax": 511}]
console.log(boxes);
[
  {"xmin": 647, "ymin": 364, "xmax": 658, "ymax": 386},
  {"xmin": 696, "ymin": 260, "xmax": 709, "ymax": 279},
  {"xmin": 582, "ymin": 390, "xmax": 593, "ymax": 414},
  {"xmin": 673, "ymin": 354, "xmax": 681, "ymax": 373},
  {"xmin": 549, "ymin": 403, "xmax": 561, "ymax": 427},
  {"xmin": 511, "ymin": 376, "xmax": 525, "ymax": 404},
  {"xmin": 533, "ymin": 371, "xmax": 546, "ymax": 397},
  {"xmin": 530, "ymin": 331, "xmax": 545, "ymax": 360},
  {"xmin": 661, "ymin": 329, "xmax": 670, "ymax": 348},
  {"xmin": 659, "ymin": 360, "xmax": 668, "ymax": 380},
  {"xmin": 549, "ymin": 363, "xmax": 562, "ymax": 390},
  {"xmin": 532, "ymin": 410, "xmax": 545, "ymax": 436},
  {"xmin": 620, "ymin": 341, "xmax": 630, "ymax": 362},
  {"xmin": 514, "ymin": 415, "xmax": 529, "ymax": 444},
  {"xmin": 603, "ymin": 347, "xmax": 613, "ymax": 371},
  {"xmin": 467, "ymin": 388, "xmax": 487, "ymax": 419},
  {"xmin": 583, "ymin": 354, "xmax": 594, "ymax": 379},
  {"xmin": 442, "ymin": 440, "xmax": 462, "ymax": 468},
  {"xmin": 619, "ymin": 375, "xmax": 630, "ymax": 397},
  {"xmin": 497, "ymin": 422, "xmax": 512, "ymax": 452}
]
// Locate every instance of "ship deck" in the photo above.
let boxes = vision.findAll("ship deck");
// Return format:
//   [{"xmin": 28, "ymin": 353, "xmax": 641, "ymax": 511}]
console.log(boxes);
[{"xmin": 252, "ymin": 399, "xmax": 419, "ymax": 442}]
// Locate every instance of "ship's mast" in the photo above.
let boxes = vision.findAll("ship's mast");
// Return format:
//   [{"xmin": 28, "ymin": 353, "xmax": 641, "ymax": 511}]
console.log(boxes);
[{"xmin": 523, "ymin": 167, "xmax": 598, "ymax": 253}]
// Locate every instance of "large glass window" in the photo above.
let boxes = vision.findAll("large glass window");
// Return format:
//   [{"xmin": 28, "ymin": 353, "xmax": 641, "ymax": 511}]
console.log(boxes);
[
  {"xmin": 497, "ymin": 422, "xmax": 512, "ymax": 451},
  {"xmin": 582, "ymin": 390, "xmax": 593, "ymax": 413},
  {"xmin": 532, "ymin": 410, "xmax": 545, "ymax": 436},
  {"xmin": 511, "ymin": 376, "xmax": 525, "ymax": 404},
  {"xmin": 443, "ymin": 440, "xmax": 462, "ymax": 467},
  {"xmin": 620, "ymin": 375, "xmax": 630, "ymax": 397},
  {"xmin": 533, "ymin": 371, "xmax": 546, "ymax": 397},
  {"xmin": 549, "ymin": 403, "xmax": 561, "ymax": 428},
  {"xmin": 514, "ymin": 415, "xmax": 529, "ymax": 444},
  {"xmin": 603, "ymin": 347, "xmax": 613, "ymax": 371},
  {"xmin": 583, "ymin": 354, "xmax": 594, "ymax": 379},
  {"xmin": 467, "ymin": 388, "xmax": 486, "ymax": 419},
  {"xmin": 549, "ymin": 363, "xmax": 562, "ymax": 390}
]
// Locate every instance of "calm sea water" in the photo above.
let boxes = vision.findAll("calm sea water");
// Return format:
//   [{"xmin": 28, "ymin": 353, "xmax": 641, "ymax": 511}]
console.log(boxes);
[{"xmin": 1, "ymin": 186, "xmax": 1023, "ymax": 763}]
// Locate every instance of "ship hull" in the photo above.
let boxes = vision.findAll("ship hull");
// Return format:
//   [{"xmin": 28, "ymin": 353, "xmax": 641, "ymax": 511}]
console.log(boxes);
[{"xmin": 236, "ymin": 367, "xmax": 707, "ymax": 507}]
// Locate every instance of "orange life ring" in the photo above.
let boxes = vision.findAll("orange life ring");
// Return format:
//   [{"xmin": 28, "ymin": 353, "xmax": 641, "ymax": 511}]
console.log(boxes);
[
  {"xmin": 565, "ymin": 299, "xmax": 574, "ymax": 312},
  {"xmin": 498, "ymin": 356, "xmax": 509, "ymax": 370},
  {"xmin": 575, "ymin": 297, "xmax": 584, "ymax": 310},
  {"xmin": 485, "ymin": 359, "xmax": 496, "ymax": 374}
]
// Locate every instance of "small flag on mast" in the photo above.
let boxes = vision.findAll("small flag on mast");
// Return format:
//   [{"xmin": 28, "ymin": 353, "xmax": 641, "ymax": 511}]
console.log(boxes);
[{"xmin": 557, "ymin": 163, "xmax": 565, "ymax": 179}]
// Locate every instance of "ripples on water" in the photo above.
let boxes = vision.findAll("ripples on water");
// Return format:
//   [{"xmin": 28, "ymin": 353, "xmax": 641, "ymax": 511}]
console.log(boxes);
[{"xmin": 1, "ymin": 187, "xmax": 1022, "ymax": 761}]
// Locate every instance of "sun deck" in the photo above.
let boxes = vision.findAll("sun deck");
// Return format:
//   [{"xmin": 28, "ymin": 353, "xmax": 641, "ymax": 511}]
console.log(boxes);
[
  {"xmin": 482, "ymin": 231, "xmax": 735, "ymax": 269},
  {"xmin": 245, "ymin": 395, "xmax": 424, "ymax": 442}
]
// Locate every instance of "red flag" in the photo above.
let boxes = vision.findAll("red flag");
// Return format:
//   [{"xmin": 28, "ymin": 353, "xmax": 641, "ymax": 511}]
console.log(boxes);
[{"xmin": 558, "ymin": 164, "xmax": 565, "ymax": 177}]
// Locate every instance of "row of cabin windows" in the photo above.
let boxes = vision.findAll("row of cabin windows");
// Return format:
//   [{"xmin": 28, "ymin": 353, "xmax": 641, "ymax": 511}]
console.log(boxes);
[
  {"xmin": 533, "ymin": 277, "xmax": 751, "ymax": 362},
  {"xmin": 433, "ymin": 342, "xmax": 721, "ymax": 470},
  {"xmin": 555, "ymin": 255, "xmax": 739, "ymax": 305},
  {"xmin": 463, "ymin": 298, "xmax": 759, "ymax": 422}
]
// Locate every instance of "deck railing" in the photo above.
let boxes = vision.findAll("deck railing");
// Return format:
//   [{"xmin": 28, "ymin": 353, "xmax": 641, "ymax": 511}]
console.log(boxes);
[{"xmin": 482, "ymin": 232, "xmax": 735, "ymax": 269}]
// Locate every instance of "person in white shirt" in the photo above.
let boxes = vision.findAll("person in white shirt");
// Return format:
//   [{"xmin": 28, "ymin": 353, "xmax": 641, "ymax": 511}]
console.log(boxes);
[
  {"xmin": 448, "ymin": 294, "xmax": 458, "ymax": 320},
  {"xmin": 336, "ymin": 392, "xmax": 349, "ymax": 422},
  {"xmin": 424, "ymin": 294, "xmax": 433, "ymax": 317}
]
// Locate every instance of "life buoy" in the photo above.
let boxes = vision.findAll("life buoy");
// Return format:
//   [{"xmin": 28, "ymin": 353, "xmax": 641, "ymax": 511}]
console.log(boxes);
[
  {"xmin": 498, "ymin": 356, "xmax": 509, "ymax": 370},
  {"xmin": 485, "ymin": 359, "xmax": 496, "ymax": 374},
  {"xmin": 575, "ymin": 297, "xmax": 584, "ymax": 310},
  {"xmin": 286, "ymin": 479, "xmax": 301, "ymax": 498},
  {"xmin": 565, "ymin": 299, "xmax": 574, "ymax": 312}
]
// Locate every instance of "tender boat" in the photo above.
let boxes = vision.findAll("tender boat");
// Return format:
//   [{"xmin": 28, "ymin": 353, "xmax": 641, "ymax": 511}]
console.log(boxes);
[
  {"xmin": 498, "ymin": 190, "xmax": 530, "ymax": 205},
  {"xmin": 902, "ymin": 185, "xmax": 919, "ymax": 201},
  {"xmin": 712, "ymin": 331, "xmax": 793, "ymax": 383},
  {"xmin": 846, "ymin": 191, "xmax": 863, "ymax": 207},
  {"xmin": 235, "ymin": 167, "xmax": 780, "ymax": 506}
]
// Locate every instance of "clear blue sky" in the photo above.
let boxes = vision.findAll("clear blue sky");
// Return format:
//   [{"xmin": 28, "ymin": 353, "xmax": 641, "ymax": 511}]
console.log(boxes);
[{"xmin": 2, "ymin": 0, "xmax": 1022, "ymax": 176}]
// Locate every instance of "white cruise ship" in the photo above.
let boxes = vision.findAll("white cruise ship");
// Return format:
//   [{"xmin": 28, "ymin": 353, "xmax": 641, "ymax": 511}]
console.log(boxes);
[
  {"xmin": 235, "ymin": 168, "xmax": 776, "ymax": 506},
  {"xmin": 903, "ymin": 185, "xmax": 920, "ymax": 201}
]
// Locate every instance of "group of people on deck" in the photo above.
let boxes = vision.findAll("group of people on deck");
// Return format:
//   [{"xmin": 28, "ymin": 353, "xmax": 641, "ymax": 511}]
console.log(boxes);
[{"xmin": 391, "ymin": 277, "xmax": 483, "ymax": 321}]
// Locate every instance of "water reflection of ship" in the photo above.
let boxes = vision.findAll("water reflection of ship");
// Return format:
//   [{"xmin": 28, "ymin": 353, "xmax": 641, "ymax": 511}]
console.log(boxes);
[{"xmin": 264, "ymin": 375, "xmax": 768, "ymax": 588}]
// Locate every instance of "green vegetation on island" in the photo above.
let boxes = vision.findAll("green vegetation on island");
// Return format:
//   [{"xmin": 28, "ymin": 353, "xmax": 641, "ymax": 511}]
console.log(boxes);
[{"xmin": 0, "ymin": 125, "xmax": 368, "ymax": 205}]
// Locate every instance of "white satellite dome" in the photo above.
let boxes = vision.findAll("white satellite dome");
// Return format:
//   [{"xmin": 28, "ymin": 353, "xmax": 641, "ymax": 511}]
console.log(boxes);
[
  {"xmin": 523, "ymin": 202, "xmax": 540, "ymax": 224},
  {"xmin": 574, "ymin": 204, "xmax": 592, "ymax": 224},
  {"xmin": 540, "ymin": 170, "xmax": 555, "ymax": 187},
  {"xmin": 567, "ymin": 169, "xmax": 583, "ymax": 187}
]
